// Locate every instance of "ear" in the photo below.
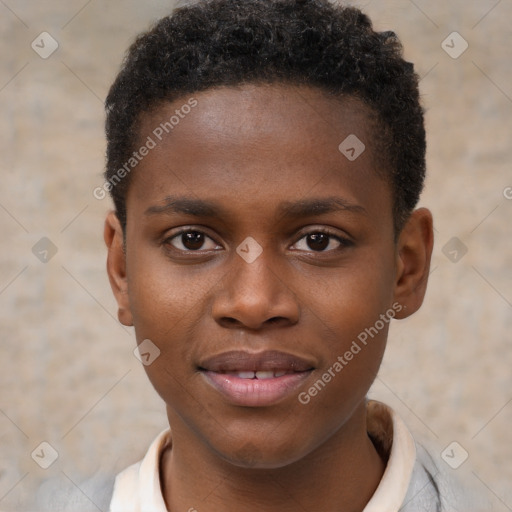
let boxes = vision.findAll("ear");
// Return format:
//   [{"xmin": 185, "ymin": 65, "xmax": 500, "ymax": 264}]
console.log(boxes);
[
  {"xmin": 104, "ymin": 211, "xmax": 133, "ymax": 326},
  {"xmin": 393, "ymin": 208, "xmax": 434, "ymax": 319}
]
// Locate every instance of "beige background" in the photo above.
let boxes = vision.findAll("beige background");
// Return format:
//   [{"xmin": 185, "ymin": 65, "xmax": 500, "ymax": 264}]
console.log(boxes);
[{"xmin": 1, "ymin": 0, "xmax": 511, "ymax": 510}]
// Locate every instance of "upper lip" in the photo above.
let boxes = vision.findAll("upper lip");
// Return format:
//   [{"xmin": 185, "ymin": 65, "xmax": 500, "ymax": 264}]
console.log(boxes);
[{"xmin": 198, "ymin": 350, "xmax": 315, "ymax": 373}]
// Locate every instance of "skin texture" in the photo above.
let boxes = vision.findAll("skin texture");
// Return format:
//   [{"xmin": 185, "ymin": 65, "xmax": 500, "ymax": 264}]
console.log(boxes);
[{"xmin": 104, "ymin": 84, "xmax": 433, "ymax": 512}]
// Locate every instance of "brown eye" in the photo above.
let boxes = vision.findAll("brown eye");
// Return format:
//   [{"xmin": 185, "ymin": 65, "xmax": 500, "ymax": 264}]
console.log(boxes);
[
  {"xmin": 306, "ymin": 233, "xmax": 330, "ymax": 251},
  {"xmin": 181, "ymin": 232, "xmax": 205, "ymax": 250},
  {"xmin": 292, "ymin": 230, "xmax": 351, "ymax": 253},
  {"xmin": 167, "ymin": 230, "xmax": 220, "ymax": 252}
]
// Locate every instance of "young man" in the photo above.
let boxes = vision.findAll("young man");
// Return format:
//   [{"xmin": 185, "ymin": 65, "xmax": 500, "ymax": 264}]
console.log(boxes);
[{"xmin": 68, "ymin": 0, "xmax": 488, "ymax": 510}]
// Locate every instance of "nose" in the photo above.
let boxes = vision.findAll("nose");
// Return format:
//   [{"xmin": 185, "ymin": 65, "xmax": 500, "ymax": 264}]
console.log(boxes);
[{"xmin": 211, "ymin": 250, "xmax": 300, "ymax": 331}]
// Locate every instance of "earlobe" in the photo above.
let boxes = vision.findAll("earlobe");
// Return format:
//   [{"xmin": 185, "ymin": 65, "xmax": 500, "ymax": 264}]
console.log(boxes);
[
  {"xmin": 104, "ymin": 211, "xmax": 133, "ymax": 326},
  {"xmin": 393, "ymin": 208, "xmax": 434, "ymax": 319}
]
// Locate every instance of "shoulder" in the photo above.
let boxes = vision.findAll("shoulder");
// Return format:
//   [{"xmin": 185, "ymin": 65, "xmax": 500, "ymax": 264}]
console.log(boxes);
[
  {"xmin": 367, "ymin": 400, "xmax": 492, "ymax": 512},
  {"xmin": 402, "ymin": 442, "xmax": 492, "ymax": 512},
  {"xmin": 31, "ymin": 429, "xmax": 170, "ymax": 512},
  {"xmin": 32, "ymin": 470, "xmax": 116, "ymax": 512}
]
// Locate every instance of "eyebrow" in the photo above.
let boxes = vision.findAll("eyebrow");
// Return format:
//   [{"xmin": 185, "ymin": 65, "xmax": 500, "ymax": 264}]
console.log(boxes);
[
  {"xmin": 145, "ymin": 197, "xmax": 223, "ymax": 217},
  {"xmin": 144, "ymin": 196, "xmax": 367, "ymax": 219},
  {"xmin": 277, "ymin": 197, "xmax": 367, "ymax": 218}
]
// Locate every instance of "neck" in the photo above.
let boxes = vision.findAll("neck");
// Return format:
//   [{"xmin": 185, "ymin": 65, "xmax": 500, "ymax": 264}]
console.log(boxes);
[{"xmin": 161, "ymin": 401, "xmax": 386, "ymax": 512}]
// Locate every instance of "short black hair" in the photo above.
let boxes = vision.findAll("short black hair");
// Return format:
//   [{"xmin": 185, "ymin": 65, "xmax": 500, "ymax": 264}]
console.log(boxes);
[{"xmin": 105, "ymin": 0, "xmax": 426, "ymax": 233}]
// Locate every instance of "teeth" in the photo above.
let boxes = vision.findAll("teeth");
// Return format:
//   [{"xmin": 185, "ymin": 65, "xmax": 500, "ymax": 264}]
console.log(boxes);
[
  {"xmin": 237, "ymin": 371, "xmax": 256, "ymax": 379},
  {"xmin": 255, "ymin": 371, "xmax": 274, "ymax": 380},
  {"xmin": 234, "ymin": 370, "xmax": 289, "ymax": 379}
]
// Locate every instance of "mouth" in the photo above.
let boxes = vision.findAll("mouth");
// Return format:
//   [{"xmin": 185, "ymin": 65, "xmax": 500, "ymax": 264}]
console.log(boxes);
[
  {"xmin": 198, "ymin": 350, "xmax": 315, "ymax": 407},
  {"xmin": 213, "ymin": 370, "xmax": 294, "ymax": 379}
]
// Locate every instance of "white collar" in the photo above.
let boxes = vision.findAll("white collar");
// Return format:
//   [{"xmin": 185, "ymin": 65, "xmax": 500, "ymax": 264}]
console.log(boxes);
[
  {"xmin": 363, "ymin": 401, "xmax": 416, "ymax": 511},
  {"xmin": 109, "ymin": 401, "xmax": 416, "ymax": 512}
]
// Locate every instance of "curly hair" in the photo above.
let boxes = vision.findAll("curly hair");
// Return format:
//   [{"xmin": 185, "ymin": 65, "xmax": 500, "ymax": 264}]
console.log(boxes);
[{"xmin": 105, "ymin": 0, "xmax": 426, "ymax": 233}]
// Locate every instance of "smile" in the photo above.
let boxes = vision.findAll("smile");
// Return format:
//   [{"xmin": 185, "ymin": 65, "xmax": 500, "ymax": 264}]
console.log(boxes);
[
  {"xmin": 198, "ymin": 350, "xmax": 315, "ymax": 407},
  {"xmin": 222, "ymin": 370, "xmax": 290, "ymax": 379}
]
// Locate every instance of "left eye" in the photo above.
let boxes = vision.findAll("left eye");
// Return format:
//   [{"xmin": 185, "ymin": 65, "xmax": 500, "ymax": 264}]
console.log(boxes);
[
  {"xmin": 167, "ymin": 231, "xmax": 221, "ymax": 251},
  {"xmin": 292, "ymin": 232, "xmax": 346, "ymax": 252}
]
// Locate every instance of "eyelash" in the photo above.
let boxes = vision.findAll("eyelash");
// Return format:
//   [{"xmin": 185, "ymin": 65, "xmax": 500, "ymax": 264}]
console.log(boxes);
[{"xmin": 162, "ymin": 227, "xmax": 353, "ymax": 254}]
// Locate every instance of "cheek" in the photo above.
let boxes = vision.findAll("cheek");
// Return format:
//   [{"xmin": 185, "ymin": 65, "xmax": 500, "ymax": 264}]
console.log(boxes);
[
  {"xmin": 125, "ymin": 262, "xmax": 205, "ymax": 393},
  {"xmin": 299, "ymin": 251, "xmax": 395, "ymax": 385},
  {"xmin": 126, "ymin": 251, "xmax": 214, "ymax": 339},
  {"xmin": 303, "ymin": 254, "xmax": 396, "ymax": 339},
  {"xmin": 295, "ymin": 272, "xmax": 393, "ymax": 431},
  {"xmin": 127, "ymin": 268, "xmax": 203, "ymax": 407}
]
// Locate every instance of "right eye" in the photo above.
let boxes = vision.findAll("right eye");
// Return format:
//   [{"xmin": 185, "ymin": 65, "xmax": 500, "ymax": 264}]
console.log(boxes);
[{"xmin": 164, "ymin": 230, "xmax": 222, "ymax": 252}]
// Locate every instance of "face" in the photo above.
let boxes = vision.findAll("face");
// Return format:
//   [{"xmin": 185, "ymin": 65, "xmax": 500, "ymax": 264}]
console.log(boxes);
[{"xmin": 105, "ymin": 84, "xmax": 432, "ymax": 469}]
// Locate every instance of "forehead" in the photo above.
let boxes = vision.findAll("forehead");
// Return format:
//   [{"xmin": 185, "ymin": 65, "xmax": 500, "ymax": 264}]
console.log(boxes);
[
  {"xmin": 128, "ymin": 84, "xmax": 390, "ymax": 222},
  {"xmin": 138, "ymin": 84, "xmax": 378, "ymax": 153}
]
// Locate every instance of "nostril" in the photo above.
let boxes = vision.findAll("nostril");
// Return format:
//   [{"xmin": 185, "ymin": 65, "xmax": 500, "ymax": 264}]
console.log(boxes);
[
  {"xmin": 218, "ymin": 317, "xmax": 243, "ymax": 329},
  {"xmin": 216, "ymin": 315, "xmax": 293, "ymax": 330}
]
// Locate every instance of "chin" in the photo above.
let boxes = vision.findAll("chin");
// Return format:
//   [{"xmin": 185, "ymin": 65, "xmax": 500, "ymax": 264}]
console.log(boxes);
[{"xmin": 214, "ymin": 438, "xmax": 309, "ymax": 470}]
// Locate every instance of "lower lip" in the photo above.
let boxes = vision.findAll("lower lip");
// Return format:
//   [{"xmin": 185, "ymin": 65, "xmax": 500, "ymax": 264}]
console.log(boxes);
[{"xmin": 201, "ymin": 370, "xmax": 313, "ymax": 407}]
